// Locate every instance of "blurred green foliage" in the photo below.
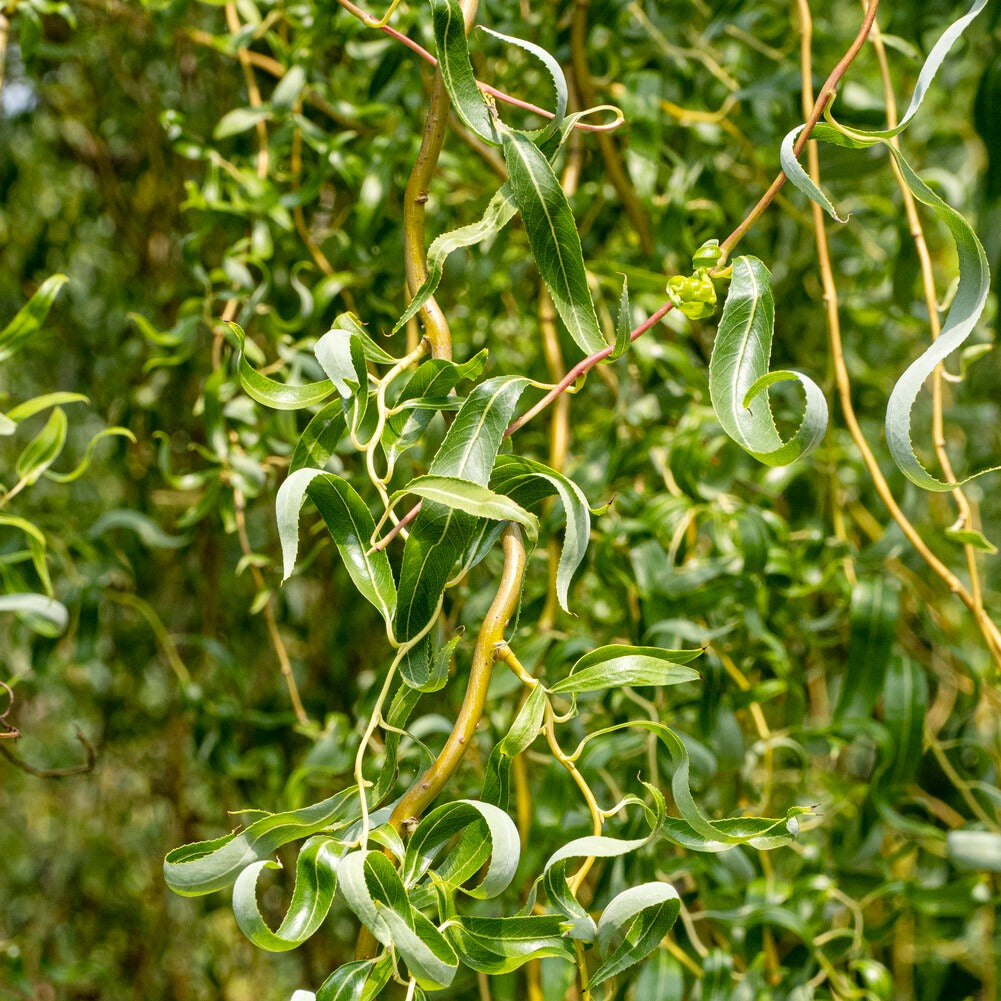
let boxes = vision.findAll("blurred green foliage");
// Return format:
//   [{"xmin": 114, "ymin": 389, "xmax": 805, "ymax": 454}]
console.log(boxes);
[{"xmin": 1, "ymin": 0, "xmax": 999, "ymax": 999}]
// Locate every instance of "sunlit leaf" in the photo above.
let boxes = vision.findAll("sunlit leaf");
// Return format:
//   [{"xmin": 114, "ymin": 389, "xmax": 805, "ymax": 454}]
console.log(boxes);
[
  {"xmin": 589, "ymin": 882, "xmax": 681, "ymax": 988},
  {"xmin": 403, "ymin": 799, "xmax": 520, "ymax": 899},
  {"xmin": 0, "ymin": 593, "xmax": 69, "ymax": 636},
  {"xmin": 276, "ymin": 469, "xmax": 397, "ymax": 623},
  {"xmin": 386, "ymin": 475, "xmax": 539, "ymax": 543},
  {"xmin": 232, "ymin": 836, "xmax": 342, "ymax": 951},
  {"xmin": 15, "ymin": 407, "xmax": 68, "ymax": 484},
  {"xmin": 231, "ymin": 322, "xmax": 335, "ymax": 411},
  {"xmin": 163, "ymin": 789, "xmax": 359, "ymax": 896},
  {"xmin": 501, "ymin": 130, "xmax": 607, "ymax": 357},
  {"xmin": 710, "ymin": 256, "xmax": 828, "ymax": 466},
  {"xmin": 548, "ymin": 645, "xmax": 702, "ymax": 695},
  {"xmin": 490, "ymin": 454, "xmax": 591, "ymax": 613}
]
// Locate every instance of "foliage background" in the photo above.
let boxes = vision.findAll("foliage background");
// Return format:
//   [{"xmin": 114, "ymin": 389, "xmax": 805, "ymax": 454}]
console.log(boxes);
[{"xmin": 1, "ymin": 0, "xmax": 1000, "ymax": 999}]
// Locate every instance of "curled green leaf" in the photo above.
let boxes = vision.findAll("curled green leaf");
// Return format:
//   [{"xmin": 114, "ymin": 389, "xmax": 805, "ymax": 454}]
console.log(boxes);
[
  {"xmin": 384, "ymin": 475, "xmax": 539, "ymax": 544},
  {"xmin": 230, "ymin": 322, "xmax": 335, "ymax": 411},
  {"xmin": 548, "ymin": 645, "xmax": 702, "ymax": 695},
  {"xmin": 163, "ymin": 788, "xmax": 359, "ymax": 896},
  {"xmin": 590, "ymin": 882, "xmax": 681, "ymax": 989},
  {"xmin": 709, "ymin": 256, "xmax": 828, "ymax": 466},
  {"xmin": 402, "ymin": 799, "xmax": 520, "ymax": 900},
  {"xmin": 232, "ymin": 836, "xmax": 342, "ymax": 952}
]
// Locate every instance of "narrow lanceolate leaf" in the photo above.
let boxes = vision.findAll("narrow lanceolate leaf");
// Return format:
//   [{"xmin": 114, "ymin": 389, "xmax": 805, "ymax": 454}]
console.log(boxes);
[
  {"xmin": 403, "ymin": 800, "xmax": 520, "ymax": 899},
  {"xmin": 947, "ymin": 829, "xmax": 1001, "ymax": 873},
  {"xmin": 315, "ymin": 956, "xmax": 393, "ymax": 1001},
  {"xmin": 15, "ymin": 407, "xmax": 68, "ymax": 484},
  {"xmin": 490, "ymin": 453, "xmax": 592, "ymax": 613},
  {"xmin": 0, "ymin": 515, "xmax": 52, "ymax": 595},
  {"xmin": 709, "ymin": 256, "xmax": 828, "ymax": 465},
  {"xmin": 583, "ymin": 720, "xmax": 808, "ymax": 851},
  {"xmin": 429, "ymin": 0, "xmax": 498, "ymax": 144},
  {"xmin": 609, "ymin": 274, "xmax": 632, "ymax": 360},
  {"xmin": 834, "ymin": 578, "xmax": 899, "ymax": 723},
  {"xmin": 543, "ymin": 834, "xmax": 655, "ymax": 942},
  {"xmin": 0, "ymin": 274, "xmax": 68, "ymax": 363},
  {"xmin": 163, "ymin": 788, "xmax": 359, "ymax": 896},
  {"xmin": 394, "ymin": 377, "xmax": 529, "ymax": 686},
  {"xmin": 289, "ymin": 402, "xmax": 347, "ymax": 472},
  {"xmin": 394, "ymin": 187, "xmax": 518, "ymax": 333},
  {"xmin": 883, "ymin": 656, "xmax": 927, "ymax": 789},
  {"xmin": 232, "ymin": 836, "xmax": 342, "ymax": 951},
  {"xmin": 783, "ymin": 123, "xmax": 995, "ymax": 489},
  {"xmin": 501, "ymin": 130, "xmax": 607, "ymax": 357},
  {"xmin": 589, "ymin": 883, "xmax": 682, "ymax": 989},
  {"xmin": 861, "ymin": 0, "xmax": 988, "ymax": 140},
  {"xmin": 231, "ymin": 322, "xmax": 335, "ymax": 411},
  {"xmin": 478, "ymin": 26, "xmax": 567, "ymax": 142},
  {"xmin": 46, "ymin": 426, "xmax": 135, "ymax": 483},
  {"xmin": 387, "ymin": 476, "xmax": 539, "ymax": 543},
  {"xmin": 882, "ymin": 147, "xmax": 994, "ymax": 489},
  {"xmin": 548, "ymin": 645, "xmax": 702, "ymax": 695},
  {"xmin": 4, "ymin": 392, "xmax": 89, "ymax": 424},
  {"xmin": 276, "ymin": 469, "xmax": 396, "ymax": 623},
  {"xmin": 383, "ymin": 351, "xmax": 488, "ymax": 463},
  {"xmin": 482, "ymin": 683, "xmax": 546, "ymax": 807}
]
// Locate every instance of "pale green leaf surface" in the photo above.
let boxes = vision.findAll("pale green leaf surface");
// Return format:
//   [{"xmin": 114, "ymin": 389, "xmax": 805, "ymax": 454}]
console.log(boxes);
[
  {"xmin": 163, "ymin": 789, "xmax": 358, "ymax": 896},
  {"xmin": 393, "ymin": 187, "xmax": 518, "ymax": 333},
  {"xmin": 5, "ymin": 392, "xmax": 89, "ymax": 423},
  {"xmin": 232, "ymin": 836, "xmax": 342, "ymax": 951},
  {"xmin": 387, "ymin": 476, "xmax": 538, "ymax": 542},
  {"xmin": 947, "ymin": 829, "xmax": 1001, "ymax": 872},
  {"xmin": 0, "ymin": 593, "xmax": 69, "ymax": 636},
  {"xmin": 15, "ymin": 407, "xmax": 68, "ymax": 484},
  {"xmin": 590, "ymin": 882, "xmax": 681, "ymax": 988},
  {"xmin": 709, "ymin": 256, "xmax": 828, "ymax": 465},
  {"xmin": 490, "ymin": 454, "xmax": 591, "ymax": 612},
  {"xmin": 403, "ymin": 800, "xmax": 520, "ymax": 899},
  {"xmin": 548, "ymin": 645, "xmax": 702, "ymax": 695}
]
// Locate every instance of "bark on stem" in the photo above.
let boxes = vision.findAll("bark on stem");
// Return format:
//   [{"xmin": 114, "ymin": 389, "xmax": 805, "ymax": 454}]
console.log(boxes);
[{"xmin": 403, "ymin": 0, "xmax": 478, "ymax": 359}]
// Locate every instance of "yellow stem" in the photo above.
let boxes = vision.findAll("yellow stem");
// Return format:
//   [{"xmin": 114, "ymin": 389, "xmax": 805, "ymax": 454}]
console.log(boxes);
[{"xmin": 388, "ymin": 524, "xmax": 526, "ymax": 832}]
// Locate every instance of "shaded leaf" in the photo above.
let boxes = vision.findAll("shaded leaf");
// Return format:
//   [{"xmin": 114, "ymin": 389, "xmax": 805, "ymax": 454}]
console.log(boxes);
[{"xmin": 0, "ymin": 274, "xmax": 68, "ymax": 363}]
